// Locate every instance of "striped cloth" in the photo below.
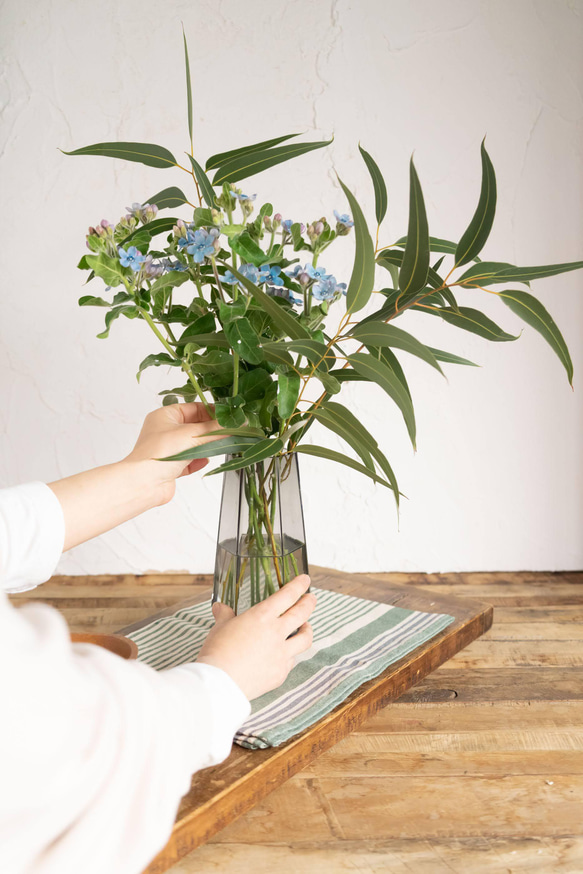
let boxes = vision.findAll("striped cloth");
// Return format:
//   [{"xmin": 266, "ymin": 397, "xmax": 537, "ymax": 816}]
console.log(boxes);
[{"xmin": 127, "ymin": 586, "xmax": 454, "ymax": 750}]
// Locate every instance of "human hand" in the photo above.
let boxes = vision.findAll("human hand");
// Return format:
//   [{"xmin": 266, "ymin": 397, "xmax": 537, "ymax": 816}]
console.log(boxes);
[
  {"xmin": 124, "ymin": 402, "xmax": 221, "ymax": 505},
  {"xmin": 196, "ymin": 575, "xmax": 316, "ymax": 701}
]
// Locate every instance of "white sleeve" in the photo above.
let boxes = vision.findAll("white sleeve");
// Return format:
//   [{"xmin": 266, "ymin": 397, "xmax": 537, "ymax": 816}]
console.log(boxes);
[
  {"xmin": 0, "ymin": 591, "xmax": 251, "ymax": 874},
  {"xmin": 0, "ymin": 482, "xmax": 65, "ymax": 593}
]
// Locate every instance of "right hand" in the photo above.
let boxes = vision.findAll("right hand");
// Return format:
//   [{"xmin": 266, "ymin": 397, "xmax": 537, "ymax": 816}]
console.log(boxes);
[{"xmin": 196, "ymin": 575, "xmax": 316, "ymax": 701}]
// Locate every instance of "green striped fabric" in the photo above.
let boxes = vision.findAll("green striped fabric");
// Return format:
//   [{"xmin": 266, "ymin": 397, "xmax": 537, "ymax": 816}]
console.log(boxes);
[{"xmin": 128, "ymin": 586, "xmax": 454, "ymax": 750}]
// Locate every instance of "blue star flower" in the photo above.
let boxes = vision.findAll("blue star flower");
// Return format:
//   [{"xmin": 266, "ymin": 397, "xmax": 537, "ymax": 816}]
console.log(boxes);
[
  {"xmin": 282, "ymin": 219, "xmax": 294, "ymax": 233},
  {"xmin": 230, "ymin": 191, "xmax": 257, "ymax": 203},
  {"xmin": 186, "ymin": 228, "xmax": 219, "ymax": 263},
  {"xmin": 118, "ymin": 245, "xmax": 146, "ymax": 272},
  {"xmin": 162, "ymin": 258, "xmax": 188, "ymax": 272},
  {"xmin": 258, "ymin": 264, "xmax": 284, "ymax": 287},
  {"xmin": 306, "ymin": 264, "xmax": 328, "ymax": 281},
  {"xmin": 333, "ymin": 210, "xmax": 354, "ymax": 227},
  {"xmin": 223, "ymin": 263, "xmax": 260, "ymax": 287},
  {"xmin": 312, "ymin": 274, "xmax": 345, "ymax": 301}
]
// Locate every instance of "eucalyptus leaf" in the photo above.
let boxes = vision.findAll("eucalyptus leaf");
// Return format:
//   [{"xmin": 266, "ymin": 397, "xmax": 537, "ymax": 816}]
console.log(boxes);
[
  {"xmin": 499, "ymin": 289, "xmax": 573, "ymax": 385},
  {"xmin": 286, "ymin": 339, "xmax": 333, "ymax": 371},
  {"xmin": 350, "ymin": 322, "xmax": 443, "ymax": 375},
  {"xmin": 415, "ymin": 305, "xmax": 519, "ymax": 342},
  {"xmin": 182, "ymin": 26, "xmax": 194, "ymax": 151},
  {"xmin": 358, "ymin": 143, "xmax": 388, "ymax": 225},
  {"xmin": 159, "ymin": 434, "xmax": 260, "ymax": 462},
  {"xmin": 337, "ymin": 175, "xmax": 375, "ymax": 313},
  {"xmin": 294, "ymin": 445, "xmax": 394, "ymax": 491},
  {"xmin": 399, "ymin": 158, "xmax": 430, "ymax": 297},
  {"xmin": 309, "ymin": 402, "xmax": 377, "ymax": 472},
  {"xmin": 427, "ymin": 347, "xmax": 479, "ymax": 367},
  {"xmin": 61, "ymin": 141, "xmax": 176, "ymax": 168},
  {"xmin": 205, "ymin": 437, "xmax": 284, "ymax": 475},
  {"xmin": 455, "ymin": 139, "xmax": 497, "ymax": 266},
  {"xmin": 206, "ymin": 133, "xmax": 302, "ymax": 171},
  {"xmin": 211, "ymin": 138, "xmax": 333, "ymax": 185},
  {"xmin": 348, "ymin": 352, "xmax": 417, "ymax": 449},
  {"xmin": 187, "ymin": 154, "xmax": 216, "ymax": 209},
  {"xmin": 144, "ymin": 186, "xmax": 189, "ymax": 210}
]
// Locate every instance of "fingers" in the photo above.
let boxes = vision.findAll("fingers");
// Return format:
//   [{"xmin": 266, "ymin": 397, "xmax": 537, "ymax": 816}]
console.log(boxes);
[
  {"xmin": 212, "ymin": 600, "xmax": 235, "ymax": 625},
  {"xmin": 180, "ymin": 458, "xmax": 209, "ymax": 477},
  {"xmin": 280, "ymin": 591, "xmax": 317, "ymax": 637},
  {"xmin": 260, "ymin": 574, "xmax": 312, "ymax": 617},
  {"xmin": 176, "ymin": 402, "xmax": 216, "ymax": 424},
  {"xmin": 286, "ymin": 621, "xmax": 314, "ymax": 656}
]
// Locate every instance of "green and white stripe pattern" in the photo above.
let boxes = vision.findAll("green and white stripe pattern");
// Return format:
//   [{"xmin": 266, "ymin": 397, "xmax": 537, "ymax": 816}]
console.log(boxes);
[{"xmin": 128, "ymin": 587, "xmax": 454, "ymax": 750}]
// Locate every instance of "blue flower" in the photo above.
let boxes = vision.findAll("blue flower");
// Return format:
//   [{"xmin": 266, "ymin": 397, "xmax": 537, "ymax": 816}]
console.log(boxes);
[
  {"xmin": 312, "ymin": 274, "xmax": 345, "ymax": 301},
  {"xmin": 289, "ymin": 292, "xmax": 303, "ymax": 306},
  {"xmin": 285, "ymin": 264, "xmax": 303, "ymax": 279},
  {"xmin": 334, "ymin": 210, "xmax": 354, "ymax": 227},
  {"xmin": 258, "ymin": 264, "xmax": 284, "ymax": 287},
  {"xmin": 305, "ymin": 264, "xmax": 328, "ymax": 281},
  {"xmin": 282, "ymin": 219, "xmax": 294, "ymax": 233},
  {"xmin": 230, "ymin": 191, "xmax": 257, "ymax": 203},
  {"xmin": 162, "ymin": 258, "xmax": 188, "ymax": 273},
  {"xmin": 118, "ymin": 245, "xmax": 146, "ymax": 272},
  {"xmin": 223, "ymin": 263, "xmax": 260, "ymax": 286},
  {"xmin": 185, "ymin": 228, "xmax": 220, "ymax": 263}
]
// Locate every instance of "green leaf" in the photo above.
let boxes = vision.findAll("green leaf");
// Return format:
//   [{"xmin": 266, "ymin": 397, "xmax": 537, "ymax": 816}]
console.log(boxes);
[
  {"xmin": 415, "ymin": 305, "xmax": 519, "ymax": 342},
  {"xmin": 187, "ymin": 154, "xmax": 216, "ymax": 209},
  {"xmin": 229, "ymin": 232, "xmax": 267, "ymax": 266},
  {"xmin": 348, "ymin": 352, "xmax": 417, "ymax": 449},
  {"xmin": 215, "ymin": 400, "xmax": 247, "ymax": 429},
  {"xmin": 427, "ymin": 347, "xmax": 479, "ymax": 367},
  {"xmin": 79, "ymin": 295, "xmax": 110, "ymax": 307},
  {"xmin": 159, "ymin": 434, "xmax": 260, "ymax": 462},
  {"xmin": 309, "ymin": 401, "xmax": 378, "ymax": 472},
  {"xmin": 499, "ymin": 289, "xmax": 573, "ymax": 385},
  {"xmin": 223, "ymin": 317, "xmax": 264, "ymax": 365},
  {"xmin": 489, "ymin": 262, "xmax": 583, "ymax": 284},
  {"xmin": 238, "ymin": 368, "xmax": 274, "ymax": 401},
  {"xmin": 136, "ymin": 352, "xmax": 180, "ymax": 382},
  {"xmin": 350, "ymin": 321, "xmax": 443, "ymax": 375},
  {"xmin": 366, "ymin": 346, "xmax": 412, "ymax": 401},
  {"xmin": 286, "ymin": 339, "xmax": 333, "ymax": 371},
  {"xmin": 205, "ymin": 426, "xmax": 265, "ymax": 438},
  {"xmin": 176, "ymin": 314, "xmax": 217, "ymax": 344},
  {"xmin": 193, "ymin": 349, "xmax": 234, "ymax": 387},
  {"xmin": 261, "ymin": 342, "xmax": 296, "ymax": 369},
  {"xmin": 205, "ymin": 437, "xmax": 284, "ymax": 475},
  {"xmin": 205, "ymin": 133, "xmax": 302, "ymax": 171},
  {"xmin": 336, "ymin": 175, "xmax": 375, "ymax": 313},
  {"xmin": 395, "ymin": 236, "xmax": 468, "ymax": 257},
  {"xmin": 96, "ymin": 305, "xmax": 139, "ymax": 339},
  {"xmin": 312, "ymin": 370, "xmax": 341, "ymax": 395},
  {"xmin": 182, "ymin": 26, "xmax": 194, "ymax": 152},
  {"xmin": 77, "ymin": 255, "xmax": 91, "ymax": 270},
  {"xmin": 378, "ymin": 247, "xmax": 443, "ymax": 294},
  {"xmin": 144, "ymin": 186, "xmax": 189, "ymax": 210},
  {"xmin": 84, "ymin": 253, "xmax": 126, "ymax": 287},
  {"xmin": 456, "ymin": 261, "xmax": 517, "ymax": 287},
  {"xmin": 61, "ymin": 142, "xmax": 176, "ymax": 168},
  {"xmin": 294, "ymin": 445, "xmax": 394, "ymax": 491},
  {"xmin": 399, "ymin": 158, "xmax": 429, "ymax": 297},
  {"xmin": 149, "ymin": 270, "xmax": 190, "ymax": 294},
  {"xmin": 358, "ymin": 143, "xmax": 388, "ymax": 225},
  {"xmin": 455, "ymin": 139, "xmax": 497, "ymax": 266},
  {"xmin": 120, "ymin": 217, "xmax": 180, "ymax": 246},
  {"xmin": 224, "ymin": 265, "xmax": 310, "ymax": 339},
  {"xmin": 278, "ymin": 371, "xmax": 301, "ymax": 418},
  {"xmin": 211, "ymin": 138, "xmax": 333, "ymax": 185}
]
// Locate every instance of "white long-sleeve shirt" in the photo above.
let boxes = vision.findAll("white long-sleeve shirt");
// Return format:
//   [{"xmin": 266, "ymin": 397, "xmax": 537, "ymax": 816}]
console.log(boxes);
[{"xmin": 0, "ymin": 482, "xmax": 251, "ymax": 874}]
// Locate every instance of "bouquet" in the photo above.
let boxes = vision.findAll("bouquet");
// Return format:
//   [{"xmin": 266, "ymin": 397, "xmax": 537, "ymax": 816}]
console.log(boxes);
[{"xmin": 63, "ymin": 31, "xmax": 581, "ymax": 608}]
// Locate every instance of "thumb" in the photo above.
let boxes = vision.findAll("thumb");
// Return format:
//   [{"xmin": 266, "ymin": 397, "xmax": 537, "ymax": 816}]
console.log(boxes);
[{"xmin": 212, "ymin": 600, "xmax": 235, "ymax": 625}]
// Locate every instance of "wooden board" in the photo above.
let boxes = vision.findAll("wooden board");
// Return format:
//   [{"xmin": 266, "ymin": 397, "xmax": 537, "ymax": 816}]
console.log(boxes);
[{"xmin": 116, "ymin": 567, "xmax": 492, "ymax": 873}]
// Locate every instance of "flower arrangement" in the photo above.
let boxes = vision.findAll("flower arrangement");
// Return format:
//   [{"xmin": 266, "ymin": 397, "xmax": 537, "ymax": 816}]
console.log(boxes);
[{"xmin": 64, "ymin": 32, "xmax": 581, "ymax": 608}]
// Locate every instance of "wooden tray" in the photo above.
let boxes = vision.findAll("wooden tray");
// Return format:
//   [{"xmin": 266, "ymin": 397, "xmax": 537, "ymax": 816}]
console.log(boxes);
[{"xmin": 119, "ymin": 566, "xmax": 493, "ymax": 873}]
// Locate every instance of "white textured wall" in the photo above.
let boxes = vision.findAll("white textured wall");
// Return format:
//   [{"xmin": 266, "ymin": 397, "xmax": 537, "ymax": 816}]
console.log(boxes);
[{"xmin": 1, "ymin": 0, "xmax": 582, "ymax": 574}]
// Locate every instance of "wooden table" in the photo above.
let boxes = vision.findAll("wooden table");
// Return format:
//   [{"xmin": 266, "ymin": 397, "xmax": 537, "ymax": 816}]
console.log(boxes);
[{"xmin": 11, "ymin": 569, "xmax": 583, "ymax": 873}]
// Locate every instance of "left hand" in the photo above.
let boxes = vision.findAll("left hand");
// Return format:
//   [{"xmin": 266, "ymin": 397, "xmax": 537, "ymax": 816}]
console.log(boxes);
[{"xmin": 125, "ymin": 402, "xmax": 221, "ymax": 505}]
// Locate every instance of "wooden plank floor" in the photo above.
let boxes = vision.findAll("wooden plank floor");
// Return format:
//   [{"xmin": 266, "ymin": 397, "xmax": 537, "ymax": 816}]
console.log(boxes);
[{"xmin": 11, "ymin": 570, "xmax": 583, "ymax": 873}]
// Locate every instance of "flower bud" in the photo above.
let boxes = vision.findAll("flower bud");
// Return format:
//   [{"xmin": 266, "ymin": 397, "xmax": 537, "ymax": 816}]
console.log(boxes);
[
  {"xmin": 314, "ymin": 221, "xmax": 324, "ymax": 236},
  {"xmin": 263, "ymin": 215, "xmax": 273, "ymax": 231},
  {"xmin": 272, "ymin": 212, "xmax": 282, "ymax": 230},
  {"xmin": 298, "ymin": 271, "xmax": 311, "ymax": 287}
]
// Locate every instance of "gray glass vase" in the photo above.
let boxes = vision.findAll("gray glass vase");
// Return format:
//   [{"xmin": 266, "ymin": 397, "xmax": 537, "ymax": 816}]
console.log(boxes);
[{"xmin": 213, "ymin": 453, "xmax": 308, "ymax": 614}]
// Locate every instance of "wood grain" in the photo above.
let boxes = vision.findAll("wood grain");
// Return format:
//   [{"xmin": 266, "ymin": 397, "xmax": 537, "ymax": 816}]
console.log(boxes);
[{"xmin": 11, "ymin": 569, "xmax": 583, "ymax": 874}]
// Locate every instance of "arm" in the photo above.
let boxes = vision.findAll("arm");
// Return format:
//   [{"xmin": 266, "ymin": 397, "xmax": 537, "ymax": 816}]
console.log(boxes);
[{"xmin": 47, "ymin": 402, "xmax": 218, "ymax": 551}]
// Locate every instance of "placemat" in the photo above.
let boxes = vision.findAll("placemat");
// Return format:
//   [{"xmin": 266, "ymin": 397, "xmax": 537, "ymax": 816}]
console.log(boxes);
[{"xmin": 127, "ymin": 585, "xmax": 454, "ymax": 749}]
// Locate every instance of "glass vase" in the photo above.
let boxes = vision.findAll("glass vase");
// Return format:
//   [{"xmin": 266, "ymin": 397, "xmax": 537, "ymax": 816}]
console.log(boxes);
[{"xmin": 213, "ymin": 453, "xmax": 308, "ymax": 614}]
